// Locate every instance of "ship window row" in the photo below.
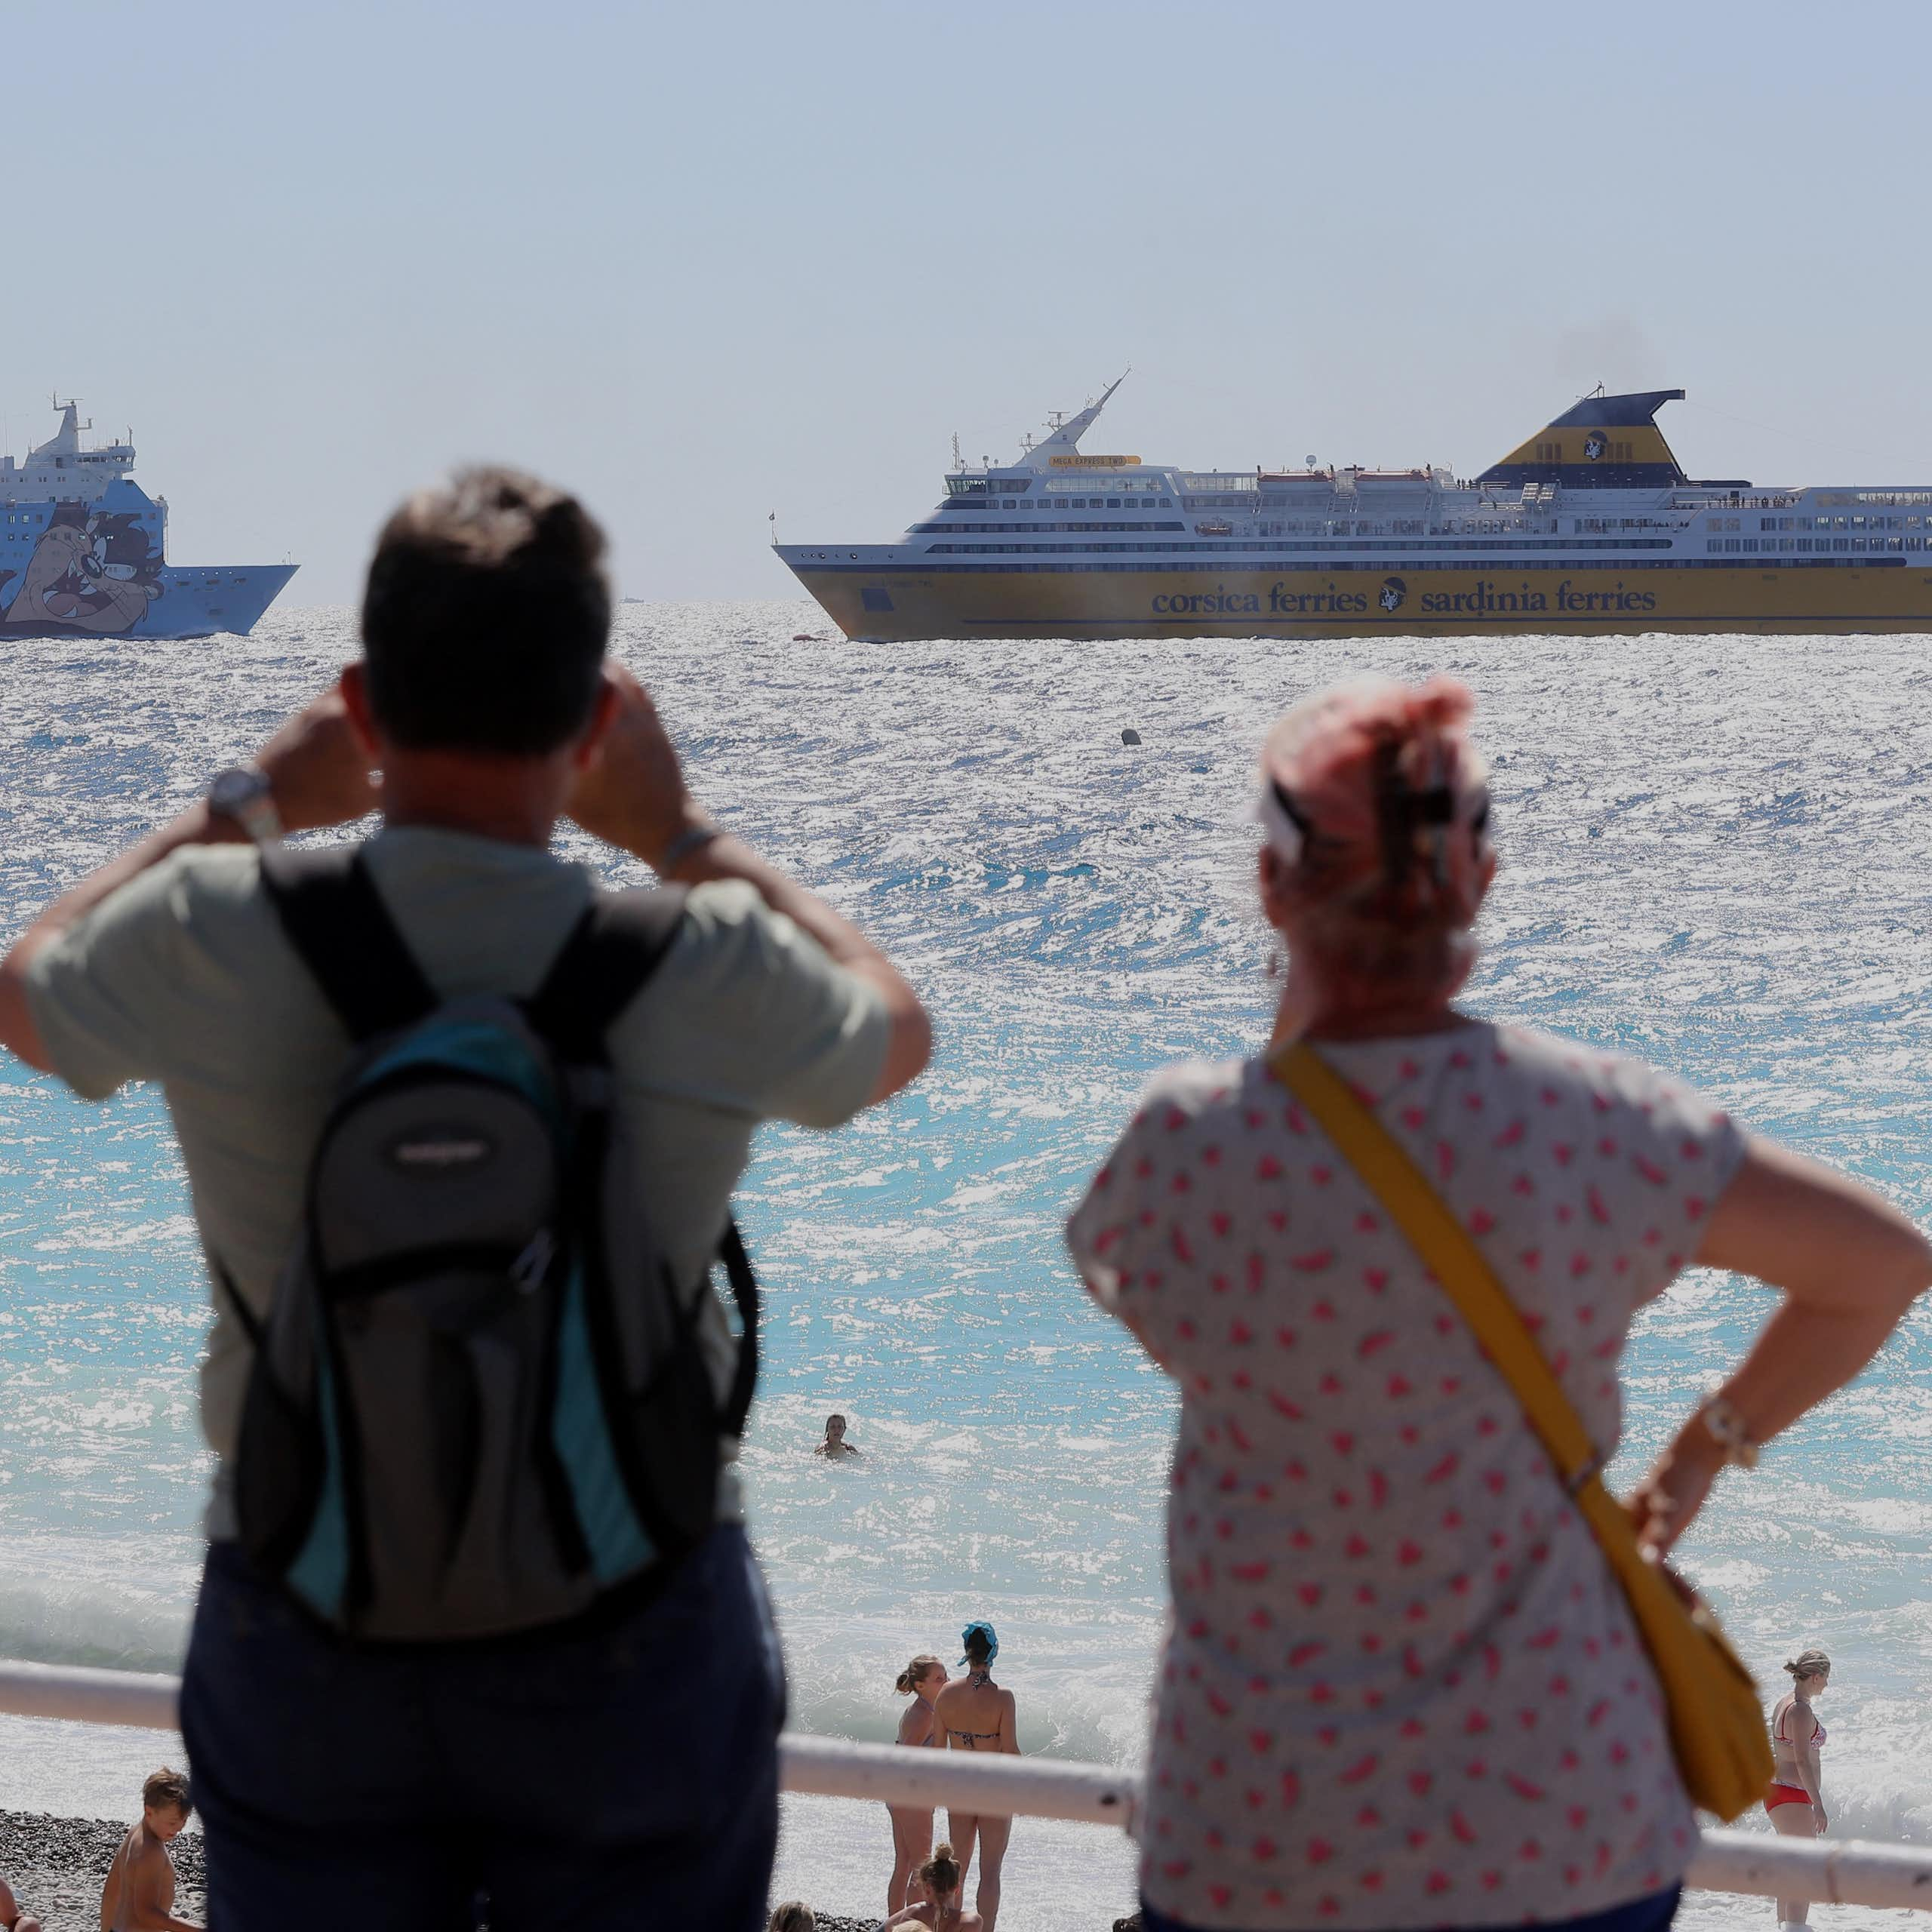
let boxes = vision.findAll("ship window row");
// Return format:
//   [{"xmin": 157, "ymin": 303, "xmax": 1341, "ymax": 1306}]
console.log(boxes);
[
  {"xmin": 923, "ymin": 537, "xmax": 1676, "ymax": 557},
  {"xmin": 912, "ymin": 521, "xmax": 1186, "ymax": 535},
  {"xmin": 1709, "ymin": 535, "xmax": 1922, "ymax": 553},
  {"xmin": 937, "ymin": 498, "xmax": 1176, "ymax": 512},
  {"xmin": 836, "ymin": 555, "xmax": 1903, "ymax": 577}
]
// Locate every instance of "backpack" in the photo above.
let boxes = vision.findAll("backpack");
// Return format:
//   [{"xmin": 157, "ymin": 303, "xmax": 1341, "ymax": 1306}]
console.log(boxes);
[{"xmin": 220, "ymin": 843, "xmax": 758, "ymax": 1642}]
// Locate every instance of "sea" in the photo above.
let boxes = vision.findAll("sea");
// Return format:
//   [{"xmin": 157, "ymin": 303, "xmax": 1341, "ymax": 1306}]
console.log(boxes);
[{"xmin": 2, "ymin": 608, "xmax": 1929, "ymax": 1931}]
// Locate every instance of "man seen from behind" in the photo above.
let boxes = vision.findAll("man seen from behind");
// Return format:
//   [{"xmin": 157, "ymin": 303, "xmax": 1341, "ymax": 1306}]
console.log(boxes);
[{"xmin": 0, "ymin": 469, "xmax": 932, "ymax": 1930}]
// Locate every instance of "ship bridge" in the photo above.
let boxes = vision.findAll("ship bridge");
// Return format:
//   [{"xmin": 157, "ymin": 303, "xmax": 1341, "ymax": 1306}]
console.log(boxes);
[{"xmin": 1, "ymin": 398, "xmax": 137, "ymax": 506}]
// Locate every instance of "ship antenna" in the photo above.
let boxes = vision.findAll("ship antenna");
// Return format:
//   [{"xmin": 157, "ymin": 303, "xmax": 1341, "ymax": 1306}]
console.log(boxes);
[{"xmin": 951, "ymin": 431, "xmax": 963, "ymax": 472}]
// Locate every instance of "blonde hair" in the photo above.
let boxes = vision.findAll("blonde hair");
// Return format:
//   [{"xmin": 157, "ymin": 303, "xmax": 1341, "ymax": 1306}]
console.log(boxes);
[
  {"xmin": 768, "ymin": 1905, "xmax": 816, "ymax": 1932},
  {"xmin": 1785, "ymin": 1649, "xmax": 1832, "ymax": 1682},
  {"xmin": 921, "ymin": 1843, "xmax": 961, "ymax": 1897},
  {"xmin": 896, "ymin": 1653, "xmax": 943, "ymax": 1696}
]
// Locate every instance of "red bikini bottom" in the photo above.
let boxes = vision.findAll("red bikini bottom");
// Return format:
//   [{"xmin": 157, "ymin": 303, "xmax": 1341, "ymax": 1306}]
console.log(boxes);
[{"xmin": 1765, "ymin": 1783, "xmax": 1813, "ymax": 1814}]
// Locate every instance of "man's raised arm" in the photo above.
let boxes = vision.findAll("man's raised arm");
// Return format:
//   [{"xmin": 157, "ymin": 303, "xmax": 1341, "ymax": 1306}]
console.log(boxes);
[
  {"xmin": 0, "ymin": 688, "xmax": 378, "ymax": 1076},
  {"xmin": 565, "ymin": 664, "xmax": 932, "ymax": 1106}
]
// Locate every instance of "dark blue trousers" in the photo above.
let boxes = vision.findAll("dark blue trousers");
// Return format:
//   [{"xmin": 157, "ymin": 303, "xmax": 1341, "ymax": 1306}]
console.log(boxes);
[{"xmin": 180, "ymin": 1527, "xmax": 784, "ymax": 1932}]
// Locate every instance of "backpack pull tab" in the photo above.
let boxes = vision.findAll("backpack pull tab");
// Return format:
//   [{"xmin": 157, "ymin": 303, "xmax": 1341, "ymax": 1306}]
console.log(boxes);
[{"xmin": 511, "ymin": 1230, "xmax": 555, "ymax": 1295}]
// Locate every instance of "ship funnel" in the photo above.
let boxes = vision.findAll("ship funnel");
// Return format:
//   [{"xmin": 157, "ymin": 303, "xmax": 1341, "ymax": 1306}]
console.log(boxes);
[{"xmin": 1478, "ymin": 388, "xmax": 1687, "ymax": 489}]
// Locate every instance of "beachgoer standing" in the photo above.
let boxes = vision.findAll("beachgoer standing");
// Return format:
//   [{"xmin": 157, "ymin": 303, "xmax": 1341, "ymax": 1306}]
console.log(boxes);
[
  {"xmin": 1766, "ymin": 1649, "xmax": 1832, "ymax": 1930},
  {"xmin": 0, "ymin": 469, "xmax": 931, "ymax": 1931},
  {"xmin": 931, "ymin": 1621, "xmax": 1018, "ymax": 1932},
  {"xmin": 884, "ymin": 1842, "xmax": 984, "ymax": 1932},
  {"xmin": 0, "ymin": 1875, "xmax": 43, "ymax": 1932},
  {"xmin": 889, "ymin": 1652, "xmax": 949, "ymax": 1913},
  {"xmin": 99, "ymin": 1769, "xmax": 198, "ymax": 1932},
  {"xmin": 1066, "ymin": 675, "xmax": 1930, "ymax": 1932},
  {"xmin": 817, "ymin": 1412, "xmax": 862, "ymax": 1459}
]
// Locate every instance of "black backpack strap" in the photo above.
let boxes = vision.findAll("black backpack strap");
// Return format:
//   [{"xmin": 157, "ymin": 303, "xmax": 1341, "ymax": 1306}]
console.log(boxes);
[
  {"xmin": 260, "ymin": 844, "xmax": 437, "ymax": 1041},
  {"xmin": 524, "ymin": 886, "xmax": 689, "ymax": 1062},
  {"xmin": 213, "ymin": 1260, "xmax": 265, "ymax": 1351},
  {"xmin": 717, "ymin": 1220, "xmax": 759, "ymax": 1438}
]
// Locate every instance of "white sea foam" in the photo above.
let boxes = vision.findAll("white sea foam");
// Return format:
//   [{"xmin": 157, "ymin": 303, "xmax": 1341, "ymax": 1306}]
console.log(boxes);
[{"xmin": 5, "ymin": 608, "xmax": 1932, "ymax": 1927}]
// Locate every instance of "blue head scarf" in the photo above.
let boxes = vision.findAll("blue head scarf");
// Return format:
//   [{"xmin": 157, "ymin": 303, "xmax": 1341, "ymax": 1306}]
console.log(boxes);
[{"xmin": 959, "ymin": 1620, "xmax": 998, "ymax": 1667}]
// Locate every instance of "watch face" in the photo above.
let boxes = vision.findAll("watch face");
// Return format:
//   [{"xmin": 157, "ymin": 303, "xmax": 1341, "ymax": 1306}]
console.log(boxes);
[{"xmin": 210, "ymin": 767, "xmax": 266, "ymax": 814}]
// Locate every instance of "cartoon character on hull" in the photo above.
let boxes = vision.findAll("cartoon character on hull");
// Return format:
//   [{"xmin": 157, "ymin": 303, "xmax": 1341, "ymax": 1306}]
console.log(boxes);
[{"xmin": 0, "ymin": 502, "xmax": 163, "ymax": 633}]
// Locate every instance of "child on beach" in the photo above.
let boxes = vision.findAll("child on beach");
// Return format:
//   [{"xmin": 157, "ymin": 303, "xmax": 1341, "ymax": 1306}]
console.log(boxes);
[{"xmin": 99, "ymin": 1768, "xmax": 198, "ymax": 1932}]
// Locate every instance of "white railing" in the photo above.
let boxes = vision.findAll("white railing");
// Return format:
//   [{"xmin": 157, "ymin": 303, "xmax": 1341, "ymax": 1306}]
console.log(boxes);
[{"xmin": 5, "ymin": 1658, "xmax": 1927, "ymax": 1912}]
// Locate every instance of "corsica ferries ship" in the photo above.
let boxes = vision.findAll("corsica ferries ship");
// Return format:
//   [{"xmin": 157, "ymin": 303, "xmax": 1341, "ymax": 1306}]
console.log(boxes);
[
  {"xmin": 2, "ymin": 400, "xmax": 296, "ymax": 639},
  {"xmin": 777, "ymin": 378, "xmax": 1932, "ymax": 641}
]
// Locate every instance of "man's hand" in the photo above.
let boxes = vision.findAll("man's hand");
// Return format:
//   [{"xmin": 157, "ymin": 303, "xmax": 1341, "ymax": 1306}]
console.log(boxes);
[
  {"xmin": 564, "ymin": 664, "xmax": 706, "ymax": 869},
  {"xmin": 254, "ymin": 685, "xmax": 379, "ymax": 834}
]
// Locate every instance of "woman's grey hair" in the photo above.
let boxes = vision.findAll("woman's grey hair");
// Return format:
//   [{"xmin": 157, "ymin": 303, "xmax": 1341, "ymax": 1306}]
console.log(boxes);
[{"xmin": 1784, "ymin": 1649, "xmax": 1831, "ymax": 1681}]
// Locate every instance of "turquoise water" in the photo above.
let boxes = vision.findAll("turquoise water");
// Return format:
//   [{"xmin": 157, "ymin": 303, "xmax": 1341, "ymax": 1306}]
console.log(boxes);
[{"xmin": 2, "ymin": 609, "xmax": 1929, "ymax": 1927}]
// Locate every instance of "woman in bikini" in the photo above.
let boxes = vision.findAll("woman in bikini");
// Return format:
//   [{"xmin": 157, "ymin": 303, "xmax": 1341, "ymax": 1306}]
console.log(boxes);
[
  {"xmin": 1766, "ymin": 1649, "xmax": 1832, "ymax": 1930},
  {"xmin": 930, "ymin": 1621, "xmax": 1018, "ymax": 1932},
  {"xmin": 882, "ymin": 1842, "xmax": 983, "ymax": 1932},
  {"xmin": 888, "ymin": 1654, "xmax": 948, "ymax": 1915}
]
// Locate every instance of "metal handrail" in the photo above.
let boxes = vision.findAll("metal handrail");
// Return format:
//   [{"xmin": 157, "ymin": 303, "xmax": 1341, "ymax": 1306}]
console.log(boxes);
[{"xmin": 3, "ymin": 1658, "xmax": 1925, "ymax": 1911}]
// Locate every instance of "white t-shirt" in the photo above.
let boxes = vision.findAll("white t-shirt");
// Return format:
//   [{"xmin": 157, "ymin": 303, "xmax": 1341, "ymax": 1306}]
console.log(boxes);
[{"xmin": 1067, "ymin": 1022, "xmax": 1745, "ymax": 1931}]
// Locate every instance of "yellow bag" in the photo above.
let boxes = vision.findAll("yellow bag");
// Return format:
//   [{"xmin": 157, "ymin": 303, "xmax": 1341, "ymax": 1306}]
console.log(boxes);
[{"xmin": 1275, "ymin": 1042, "xmax": 1773, "ymax": 1822}]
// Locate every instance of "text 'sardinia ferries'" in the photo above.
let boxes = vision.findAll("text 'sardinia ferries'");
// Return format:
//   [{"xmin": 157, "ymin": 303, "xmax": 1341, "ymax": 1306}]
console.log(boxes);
[
  {"xmin": 777, "ymin": 378, "xmax": 1932, "ymax": 640},
  {"xmin": 1, "ymin": 401, "xmax": 297, "ymax": 639}
]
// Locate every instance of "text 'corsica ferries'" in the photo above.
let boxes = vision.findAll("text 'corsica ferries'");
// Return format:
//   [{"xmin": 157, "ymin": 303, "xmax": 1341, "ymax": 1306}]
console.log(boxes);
[
  {"xmin": 777, "ymin": 379, "xmax": 1932, "ymax": 641},
  {"xmin": 2, "ymin": 401, "xmax": 296, "ymax": 639}
]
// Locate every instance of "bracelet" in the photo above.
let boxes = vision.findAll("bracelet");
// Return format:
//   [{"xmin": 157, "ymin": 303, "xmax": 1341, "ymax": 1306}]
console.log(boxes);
[
  {"xmin": 1699, "ymin": 1397, "xmax": 1760, "ymax": 1469},
  {"xmin": 658, "ymin": 821, "xmax": 722, "ymax": 874}
]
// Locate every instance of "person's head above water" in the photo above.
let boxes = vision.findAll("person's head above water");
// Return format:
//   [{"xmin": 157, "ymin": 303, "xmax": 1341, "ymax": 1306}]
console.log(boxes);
[
  {"xmin": 1254, "ymin": 673, "xmax": 1496, "ymax": 1029},
  {"xmin": 357, "ymin": 466, "xmax": 612, "ymax": 758},
  {"xmin": 959, "ymin": 1620, "xmax": 998, "ymax": 1671},
  {"xmin": 823, "ymin": 1413, "xmax": 847, "ymax": 1441},
  {"xmin": 1785, "ymin": 1648, "xmax": 1832, "ymax": 1694}
]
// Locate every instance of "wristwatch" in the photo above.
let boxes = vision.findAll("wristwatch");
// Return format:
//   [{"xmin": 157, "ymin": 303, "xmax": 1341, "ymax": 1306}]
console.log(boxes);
[
  {"xmin": 1698, "ymin": 1397, "xmax": 1760, "ymax": 1469},
  {"xmin": 208, "ymin": 764, "xmax": 284, "ymax": 844}
]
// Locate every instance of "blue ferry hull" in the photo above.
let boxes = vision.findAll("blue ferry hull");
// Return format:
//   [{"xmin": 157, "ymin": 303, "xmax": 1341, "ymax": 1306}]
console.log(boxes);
[
  {"xmin": 2, "ymin": 563, "xmax": 300, "ymax": 640},
  {"xmin": 1, "ymin": 407, "xmax": 298, "ymax": 639}
]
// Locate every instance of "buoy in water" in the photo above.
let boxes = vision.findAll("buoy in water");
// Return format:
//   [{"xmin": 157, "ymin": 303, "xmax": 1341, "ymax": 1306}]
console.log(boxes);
[{"xmin": 1121, "ymin": 728, "xmax": 1143, "ymax": 746}]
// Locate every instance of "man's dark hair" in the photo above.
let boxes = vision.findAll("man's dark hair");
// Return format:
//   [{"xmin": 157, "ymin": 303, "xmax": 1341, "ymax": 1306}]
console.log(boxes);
[{"xmin": 360, "ymin": 466, "xmax": 611, "ymax": 755}]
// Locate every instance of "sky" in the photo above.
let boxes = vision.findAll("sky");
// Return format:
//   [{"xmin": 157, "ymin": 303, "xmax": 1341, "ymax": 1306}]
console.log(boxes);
[{"xmin": 12, "ymin": 0, "xmax": 1932, "ymax": 607}]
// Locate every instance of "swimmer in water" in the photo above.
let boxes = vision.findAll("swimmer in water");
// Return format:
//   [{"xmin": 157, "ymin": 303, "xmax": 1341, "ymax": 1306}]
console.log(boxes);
[
  {"xmin": 931, "ymin": 1621, "xmax": 1018, "ymax": 1932},
  {"xmin": 814, "ymin": 1412, "xmax": 861, "ymax": 1459},
  {"xmin": 888, "ymin": 1653, "xmax": 949, "ymax": 1914},
  {"xmin": 1766, "ymin": 1648, "xmax": 1832, "ymax": 1930},
  {"xmin": 100, "ymin": 1768, "xmax": 198, "ymax": 1932},
  {"xmin": 883, "ymin": 1842, "xmax": 983, "ymax": 1932}
]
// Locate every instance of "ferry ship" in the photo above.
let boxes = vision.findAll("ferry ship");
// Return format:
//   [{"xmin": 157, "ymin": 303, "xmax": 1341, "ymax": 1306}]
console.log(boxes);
[
  {"xmin": 777, "ymin": 380, "xmax": 1932, "ymax": 641},
  {"xmin": 2, "ymin": 401, "xmax": 296, "ymax": 638}
]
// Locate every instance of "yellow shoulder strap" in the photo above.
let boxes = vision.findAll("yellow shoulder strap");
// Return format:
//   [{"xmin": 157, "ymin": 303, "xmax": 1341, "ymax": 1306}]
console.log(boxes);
[{"xmin": 1273, "ymin": 1041, "xmax": 1600, "ymax": 1491}]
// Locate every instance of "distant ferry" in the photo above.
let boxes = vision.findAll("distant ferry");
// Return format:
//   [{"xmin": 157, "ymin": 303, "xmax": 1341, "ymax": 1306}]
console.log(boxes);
[
  {"xmin": 777, "ymin": 380, "xmax": 1932, "ymax": 640},
  {"xmin": 2, "ymin": 401, "xmax": 296, "ymax": 638}
]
